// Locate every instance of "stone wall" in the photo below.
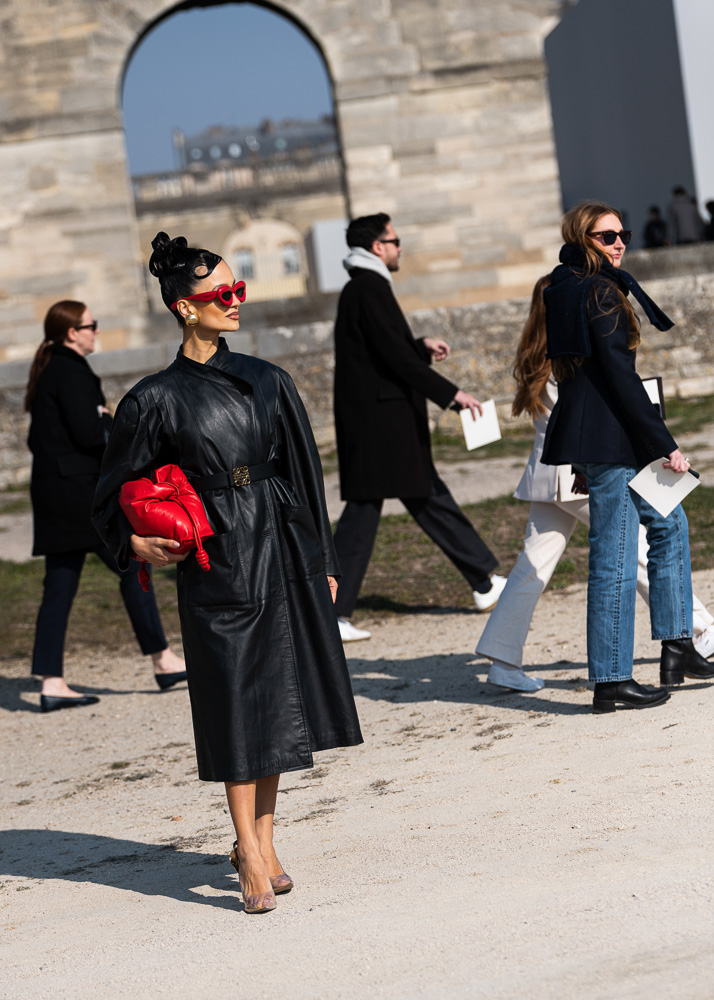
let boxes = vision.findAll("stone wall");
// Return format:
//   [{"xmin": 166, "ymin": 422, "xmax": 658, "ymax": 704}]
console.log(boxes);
[
  {"xmin": 3, "ymin": 245, "xmax": 714, "ymax": 489},
  {"xmin": 0, "ymin": 0, "xmax": 566, "ymax": 364}
]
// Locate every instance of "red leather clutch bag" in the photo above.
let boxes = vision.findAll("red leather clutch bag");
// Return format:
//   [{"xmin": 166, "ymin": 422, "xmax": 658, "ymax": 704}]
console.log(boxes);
[{"xmin": 119, "ymin": 465, "xmax": 214, "ymax": 591}]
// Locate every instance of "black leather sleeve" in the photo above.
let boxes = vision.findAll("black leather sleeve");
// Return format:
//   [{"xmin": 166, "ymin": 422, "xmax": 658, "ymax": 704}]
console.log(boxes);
[
  {"xmin": 92, "ymin": 391, "xmax": 167, "ymax": 570},
  {"xmin": 275, "ymin": 368, "xmax": 340, "ymax": 578}
]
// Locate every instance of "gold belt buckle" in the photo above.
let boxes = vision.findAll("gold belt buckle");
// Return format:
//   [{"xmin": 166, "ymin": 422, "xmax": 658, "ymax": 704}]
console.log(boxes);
[{"xmin": 232, "ymin": 466, "xmax": 250, "ymax": 487}]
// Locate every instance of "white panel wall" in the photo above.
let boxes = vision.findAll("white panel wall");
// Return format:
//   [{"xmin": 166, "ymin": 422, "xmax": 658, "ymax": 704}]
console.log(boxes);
[{"xmin": 672, "ymin": 0, "xmax": 714, "ymax": 208}]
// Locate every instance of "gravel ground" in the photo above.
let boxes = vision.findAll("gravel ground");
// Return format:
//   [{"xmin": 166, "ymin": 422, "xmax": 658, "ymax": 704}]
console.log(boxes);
[
  {"xmin": 2, "ymin": 568, "xmax": 714, "ymax": 1000},
  {"xmin": 2, "ymin": 436, "xmax": 713, "ymax": 999}
]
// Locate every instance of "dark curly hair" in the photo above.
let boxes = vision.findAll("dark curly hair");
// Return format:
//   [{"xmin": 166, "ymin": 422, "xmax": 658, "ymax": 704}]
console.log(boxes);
[
  {"xmin": 345, "ymin": 213, "xmax": 391, "ymax": 251},
  {"xmin": 149, "ymin": 232, "xmax": 222, "ymax": 325}
]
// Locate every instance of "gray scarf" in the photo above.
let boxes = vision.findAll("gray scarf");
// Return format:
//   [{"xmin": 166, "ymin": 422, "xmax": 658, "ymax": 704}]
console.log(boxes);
[{"xmin": 342, "ymin": 246, "xmax": 394, "ymax": 286}]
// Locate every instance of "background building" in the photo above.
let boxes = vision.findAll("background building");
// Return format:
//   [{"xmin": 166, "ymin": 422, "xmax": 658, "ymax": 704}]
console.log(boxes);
[
  {"xmin": 547, "ymin": 0, "xmax": 714, "ymax": 246},
  {"xmin": 133, "ymin": 115, "xmax": 348, "ymax": 306}
]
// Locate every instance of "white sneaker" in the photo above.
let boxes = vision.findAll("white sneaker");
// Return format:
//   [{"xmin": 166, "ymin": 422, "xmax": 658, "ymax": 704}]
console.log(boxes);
[
  {"xmin": 694, "ymin": 624, "xmax": 714, "ymax": 660},
  {"xmin": 473, "ymin": 574, "xmax": 507, "ymax": 612},
  {"xmin": 487, "ymin": 661, "xmax": 545, "ymax": 692},
  {"xmin": 338, "ymin": 618, "xmax": 372, "ymax": 642}
]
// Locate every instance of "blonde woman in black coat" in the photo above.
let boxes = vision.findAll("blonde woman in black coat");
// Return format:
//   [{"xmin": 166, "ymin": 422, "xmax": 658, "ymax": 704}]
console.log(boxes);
[
  {"xmin": 25, "ymin": 301, "xmax": 185, "ymax": 713},
  {"xmin": 541, "ymin": 201, "xmax": 710, "ymax": 712}
]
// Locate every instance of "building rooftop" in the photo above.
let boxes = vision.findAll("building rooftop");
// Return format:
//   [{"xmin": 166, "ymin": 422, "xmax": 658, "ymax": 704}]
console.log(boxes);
[{"xmin": 174, "ymin": 115, "xmax": 338, "ymax": 169}]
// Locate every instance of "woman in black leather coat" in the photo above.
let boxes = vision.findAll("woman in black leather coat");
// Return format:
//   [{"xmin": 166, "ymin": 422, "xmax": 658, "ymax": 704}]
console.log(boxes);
[
  {"xmin": 25, "ymin": 301, "xmax": 185, "ymax": 713},
  {"xmin": 93, "ymin": 233, "xmax": 363, "ymax": 913}
]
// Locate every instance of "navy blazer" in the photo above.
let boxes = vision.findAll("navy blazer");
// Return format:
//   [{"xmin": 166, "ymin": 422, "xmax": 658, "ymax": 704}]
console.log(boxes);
[{"xmin": 542, "ymin": 277, "xmax": 677, "ymax": 468}]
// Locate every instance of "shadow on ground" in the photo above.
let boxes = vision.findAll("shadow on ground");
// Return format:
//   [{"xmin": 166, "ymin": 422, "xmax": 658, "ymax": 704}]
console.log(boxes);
[
  {"xmin": 346, "ymin": 650, "xmax": 711, "ymax": 716},
  {"xmin": 0, "ymin": 829, "xmax": 245, "ymax": 911},
  {"xmin": 0, "ymin": 674, "xmax": 187, "ymax": 713}
]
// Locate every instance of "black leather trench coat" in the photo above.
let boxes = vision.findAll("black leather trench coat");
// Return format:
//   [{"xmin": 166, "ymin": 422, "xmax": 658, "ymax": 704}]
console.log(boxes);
[
  {"xmin": 28, "ymin": 344, "xmax": 112, "ymax": 555},
  {"xmin": 92, "ymin": 340, "xmax": 363, "ymax": 781}
]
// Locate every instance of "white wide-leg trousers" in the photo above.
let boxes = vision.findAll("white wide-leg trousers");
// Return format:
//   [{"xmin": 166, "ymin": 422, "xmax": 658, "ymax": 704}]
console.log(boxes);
[{"xmin": 476, "ymin": 499, "xmax": 712, "ymax": 668}]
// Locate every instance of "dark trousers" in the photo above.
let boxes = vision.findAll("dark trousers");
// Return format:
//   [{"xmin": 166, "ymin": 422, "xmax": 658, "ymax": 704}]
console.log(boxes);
[
  {"xmin": 31, "ymin": 544, "xmax": 167, "ymax": 677},
  {"xmin": 333, "ymin": 468, "xmax": 498, "ymax": 618}
]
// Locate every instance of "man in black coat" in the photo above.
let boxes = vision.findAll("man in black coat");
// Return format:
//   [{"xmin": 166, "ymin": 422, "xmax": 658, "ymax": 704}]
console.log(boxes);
[{"xmin": 332, "ymin": 213, "xmax": 504, "ymax": 640}]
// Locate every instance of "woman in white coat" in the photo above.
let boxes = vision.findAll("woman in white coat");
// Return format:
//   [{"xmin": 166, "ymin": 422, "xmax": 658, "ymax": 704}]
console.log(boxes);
[{"xmin": 477, "ymin": 277, "xmax": 714, "ymax": 692}]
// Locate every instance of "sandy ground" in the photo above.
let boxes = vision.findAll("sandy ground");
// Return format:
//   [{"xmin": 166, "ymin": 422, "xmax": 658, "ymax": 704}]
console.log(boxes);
[
  {"xmin": 2, "ymin": 567, "xmax": 714, "ymax": 1000},
  {"xmin": 3, "ymin": 434, "xmax": 714, "ymax": 999}
]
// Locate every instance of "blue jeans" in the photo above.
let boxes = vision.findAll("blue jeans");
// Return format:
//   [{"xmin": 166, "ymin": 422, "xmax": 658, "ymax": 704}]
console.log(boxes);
[{"xmin": 577, "ymin": 463, "xmax": 693, "ymax": 683}]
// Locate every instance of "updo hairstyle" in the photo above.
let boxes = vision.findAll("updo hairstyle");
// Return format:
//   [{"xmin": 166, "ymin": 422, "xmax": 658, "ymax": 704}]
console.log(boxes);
[{"xmin": 149, "ymin": 232, "xmax": 222, "ymax": 326}]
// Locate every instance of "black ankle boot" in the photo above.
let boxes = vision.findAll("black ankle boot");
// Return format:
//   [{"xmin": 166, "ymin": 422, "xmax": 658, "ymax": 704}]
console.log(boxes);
[
  {"xmin": 592, "ymin": 678, "xmax": 670, "ymax": 714},
  {"xmin": 660, "ymin": 638, "xmax": 714, "ymax": 686}
]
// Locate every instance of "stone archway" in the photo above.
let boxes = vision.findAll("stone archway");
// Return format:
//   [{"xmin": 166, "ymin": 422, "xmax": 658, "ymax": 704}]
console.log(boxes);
[{"xmin": 0, "ymin": 0, "xmax": 566, "ymax": 361}]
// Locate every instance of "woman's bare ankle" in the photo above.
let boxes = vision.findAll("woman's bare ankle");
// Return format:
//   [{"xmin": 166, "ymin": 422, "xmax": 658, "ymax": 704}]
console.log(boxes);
[{"xmin": 41, "ymin": 677, "xmax": 80, "ymax": 697}]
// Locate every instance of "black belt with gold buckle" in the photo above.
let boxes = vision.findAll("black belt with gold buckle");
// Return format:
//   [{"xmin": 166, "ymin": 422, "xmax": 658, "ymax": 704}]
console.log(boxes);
[{"xmin": 190, "ymin": 460, "xmax": 278, "ymax": 493}]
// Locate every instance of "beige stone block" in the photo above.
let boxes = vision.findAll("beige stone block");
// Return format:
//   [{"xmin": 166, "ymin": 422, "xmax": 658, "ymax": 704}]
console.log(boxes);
[
  {"xmin": 521, "ymin": 228, "xmax": 562, "ymax": 252},
  {"xmin": 496, "ymin": 261, "xmax": 554, "ymax": 289},
  {"xmin": 335, "ymin": 77, "xmax": 395, "ymax": 102},
  {"xmin": 435, "ymin": 135, "xmax": 479, "ymax": 156},
  {"xmin": 676, "ymin": 376, "xmax": 714, "ymax": 399},
  {"xmin": 427, "ymin": 255, "xmax": 464, "ymax": 273},
  {"xmin": 498, "ymin": 31, "xmax": 543, "ymax": 62},
  {"xmin": 403, "ymin": 223, "xmax": 458, "ymax": 249},
  {"xmin": 340, "ymin": 94, "xmax": 400, "ymax": 121},
  {"xmin": 94, "ymin": 328, "xmax": 129, "ymax": 352},
  {"xmin": 344, "ymin": 145, "xmax": 395, "ymax": 167},
  {"xmin": 338, "ymin": 45, "xmax": 419, "ymax": 82}
]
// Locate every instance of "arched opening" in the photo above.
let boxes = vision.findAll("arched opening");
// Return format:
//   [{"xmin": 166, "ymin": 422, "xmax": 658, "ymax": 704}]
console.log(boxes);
[{"xmin": 122, "ymin": 1, "xmax": 349, "ymax": 320}]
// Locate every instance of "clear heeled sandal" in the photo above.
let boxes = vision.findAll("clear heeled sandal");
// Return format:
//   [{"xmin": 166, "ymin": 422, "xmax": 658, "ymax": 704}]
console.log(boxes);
[{"xmin": 229, "ymin": 842, "xmax": 278, "ymax": 914}]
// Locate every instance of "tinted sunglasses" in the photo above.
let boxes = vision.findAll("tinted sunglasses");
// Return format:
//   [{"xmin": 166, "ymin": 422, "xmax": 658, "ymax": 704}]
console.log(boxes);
[
  {"xmin": 588, "ymin": 229, "xmax": 632, "ymax": 246},
  {"xmin": 171, "ymin": 280, "xmax": 247, "ymax": 311},
  {"xmin": 75, "ymin": 321, "xmax": 98, "ymax": 332},
  {"xmin": 379, "ymin": 238, "xmax": 401, "ymax": 247}
]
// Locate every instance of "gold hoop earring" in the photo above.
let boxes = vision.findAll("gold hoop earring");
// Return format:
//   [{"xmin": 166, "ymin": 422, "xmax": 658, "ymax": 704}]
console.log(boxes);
[{"xmin": 185, "ymin": 312, "xmax": 199, "ymax": 327}]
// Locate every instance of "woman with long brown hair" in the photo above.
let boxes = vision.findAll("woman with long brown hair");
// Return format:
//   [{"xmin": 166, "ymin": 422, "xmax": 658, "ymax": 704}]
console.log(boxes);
[
  {"xmin": 539, "ymin": 201, "xmax": 713, "ymax": 711},
  {"xmin": 26, "ymin": 301, "xmax": 185, "ymax": 712},
  {"xmin": 476, "ymin": 269, "xmax": 714, "ymax": 692}
]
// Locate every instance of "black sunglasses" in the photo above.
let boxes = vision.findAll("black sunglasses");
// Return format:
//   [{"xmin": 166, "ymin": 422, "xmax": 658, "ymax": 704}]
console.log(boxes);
[
  {"xmin": 588, "ymin": 229, "xmax": 632, "ymax": 246},
  {"xmin": 75, "ymin": 321, "xmax": 98, "ymax": 332},
  {"xmin": 379, "ymin": 238, "xmax": 401, "ymax": 247}
]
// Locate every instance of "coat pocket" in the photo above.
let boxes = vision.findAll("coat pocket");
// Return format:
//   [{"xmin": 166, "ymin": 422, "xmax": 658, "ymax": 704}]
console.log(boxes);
[{"xmin": 277, "ymin": 503, "xmax": 324, "ymax": 580}]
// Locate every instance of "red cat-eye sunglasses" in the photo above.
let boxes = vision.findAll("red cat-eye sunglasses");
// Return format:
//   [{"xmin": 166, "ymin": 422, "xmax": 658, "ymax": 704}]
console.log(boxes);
[{"xmin": 171, "ymin": 280, "xmax": 247, "ymax": 311}]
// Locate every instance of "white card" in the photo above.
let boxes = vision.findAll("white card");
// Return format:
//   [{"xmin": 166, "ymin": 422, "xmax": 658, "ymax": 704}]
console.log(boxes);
[
  {"xmin": 459, "ymin": 399, "xmax": 502, "ymax": 451},
  {"xmin": 629, "ymin": 459, "xmax": 700, "ymax": 518},
  {"xmin": 641, "ymin": 376, "xmax": 665, "ymax": 417}
]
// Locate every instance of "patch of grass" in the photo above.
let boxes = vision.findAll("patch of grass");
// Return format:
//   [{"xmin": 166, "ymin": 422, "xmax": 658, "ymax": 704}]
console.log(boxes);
[
  {"xmin": 430, "ymin": 425, "xmax": 534, "ymax": 464},
  {"xmin": 0, "ymin": 486, "xmax": 31, "ymax": 515},
  {"xmin": 319, "ymin": 423, "xmax": 534, "ymax": 477},
  {"xmin": 352, "ymin": 487, "xmax": 714, "ymax": 619},
  {"xmin": 0, "ymin": 553, "xmax": 180, "ymax": 667},
  {"xmin": 665, "ymin": 394, "xmax": 714, "ymax": 436},
  {"xmin": 0, "ymin": 482, "xmax": 711, "ymax": 655}
]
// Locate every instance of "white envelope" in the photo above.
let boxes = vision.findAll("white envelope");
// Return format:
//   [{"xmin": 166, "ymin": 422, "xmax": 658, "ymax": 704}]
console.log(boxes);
[
  {"xmin": 629, "ymin": 459, "xmax": 700, "ymax": 518},
  {"xmin": 459, "ymin": 399, "xmax": 502, "ymax": 451}
]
